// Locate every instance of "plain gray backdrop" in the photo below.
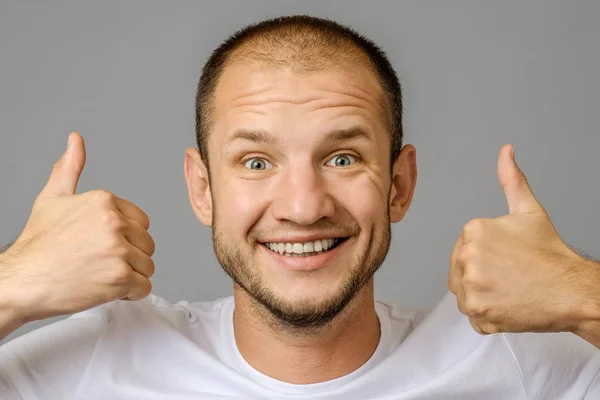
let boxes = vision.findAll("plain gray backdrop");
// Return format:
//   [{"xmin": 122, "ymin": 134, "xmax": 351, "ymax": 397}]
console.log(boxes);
[{"xmin": 1, "ymin": 0, "xmax": 599, "ymax": 344}]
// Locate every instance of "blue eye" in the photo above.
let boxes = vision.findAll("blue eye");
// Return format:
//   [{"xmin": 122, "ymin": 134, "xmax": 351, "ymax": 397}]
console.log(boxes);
[
  {"xmin": 244, "ymin": 158, "xmax": 273, "ymax": 170},
  {"xmin": 327, "ymin": 154, "xmax": 357, "ymax": 167}
]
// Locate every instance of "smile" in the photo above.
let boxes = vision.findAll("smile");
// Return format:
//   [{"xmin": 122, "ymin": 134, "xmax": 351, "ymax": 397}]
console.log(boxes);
[{"xmin": 262, "ymin": 238, "xmax": 348, "ymax": 257}]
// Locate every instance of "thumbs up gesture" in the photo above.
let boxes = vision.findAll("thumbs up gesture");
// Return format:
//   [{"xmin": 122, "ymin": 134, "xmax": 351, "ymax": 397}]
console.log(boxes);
[
  {"xmin": 448, "ymin": 144, "xmax": 599, "ymax": 336},
  {"xmin": 0, "ymin": 132, "xmax": 155, "ymax": 326}
]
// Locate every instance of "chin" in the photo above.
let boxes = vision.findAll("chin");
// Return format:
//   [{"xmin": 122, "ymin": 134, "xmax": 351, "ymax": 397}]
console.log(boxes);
[{"xmin": 251, "ymin": 277, "xmax": 363, "ymax": 329}]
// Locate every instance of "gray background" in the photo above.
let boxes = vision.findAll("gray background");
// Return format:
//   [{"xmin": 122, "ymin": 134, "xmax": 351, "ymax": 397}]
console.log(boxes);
[{"xmin": 1, "ymin": 0, "xmax": 599, "ymax": 344}]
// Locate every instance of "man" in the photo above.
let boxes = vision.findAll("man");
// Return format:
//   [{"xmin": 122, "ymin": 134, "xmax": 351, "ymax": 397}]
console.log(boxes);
[{"xmin": 0, "ymin": 15, "xmax": 599, "ymax": 399}]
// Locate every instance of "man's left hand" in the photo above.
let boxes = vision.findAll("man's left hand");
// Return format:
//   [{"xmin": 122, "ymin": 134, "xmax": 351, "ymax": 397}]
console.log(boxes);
[{"xmin": 448, "ymin": 144, "xmax": 600, "ymax": 344}]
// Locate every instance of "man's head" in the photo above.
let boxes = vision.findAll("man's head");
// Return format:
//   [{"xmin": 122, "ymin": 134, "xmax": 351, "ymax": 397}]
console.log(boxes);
[
  {"xmin": 196, "ymin": 15, "xmax": 404, "ymax": 175},
  {"xmin": 184, "ymin": 15, "xmax": 417, "ymax": 330}
]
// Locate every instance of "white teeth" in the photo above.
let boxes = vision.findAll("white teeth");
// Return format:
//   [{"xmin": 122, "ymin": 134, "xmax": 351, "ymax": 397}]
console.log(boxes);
[
  {"xmin": 264, "ymin": 238, "xmax": 342, "ymax": 255},
  {"xmin": 292, "ymin": 243, "xmax": 304, "ymax": 254},
  {"xmin": 314, "ymin": 240, "xmax": 323, "ymax": 252}
]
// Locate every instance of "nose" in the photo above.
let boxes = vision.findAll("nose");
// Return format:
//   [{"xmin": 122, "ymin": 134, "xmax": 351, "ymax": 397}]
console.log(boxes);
[{"xmin": 270, "ymin": 163, "xmax": 336, "ymax": 226}]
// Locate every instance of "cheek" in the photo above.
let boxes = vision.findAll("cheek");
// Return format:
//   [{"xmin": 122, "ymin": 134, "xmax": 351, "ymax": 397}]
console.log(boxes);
[
  {"xmin": 216, "ymin": 179, "xmax": 269, "ymax": 237},
  {"xmin": 329, "ymin": 173, "xmax": 387, "ymax": 224}
]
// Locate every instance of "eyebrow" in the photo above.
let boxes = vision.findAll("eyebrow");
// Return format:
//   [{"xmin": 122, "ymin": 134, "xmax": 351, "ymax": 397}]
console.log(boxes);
[{"xmin": 225, "ymin": 126, "xmax": 375, "ymax": 146}]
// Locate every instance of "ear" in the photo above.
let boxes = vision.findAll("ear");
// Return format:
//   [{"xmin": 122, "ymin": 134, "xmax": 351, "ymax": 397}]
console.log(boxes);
[
  {"xmin": 184, "ymin": 147, "xmax": 213, "ymax": 226},
  {"xmin": 389, "ymin": 144, "xmax": 417, "ymax": 223}
]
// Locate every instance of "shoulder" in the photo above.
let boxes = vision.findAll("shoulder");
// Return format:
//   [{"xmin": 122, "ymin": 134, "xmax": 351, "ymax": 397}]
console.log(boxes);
[
  {"xmin": 0, "ymin": 301, "xmax": 113, "ymax": 398},
  {"xmin": 1, "ymin": 300, "xmax": 113, "ymax": 358},
  {"xmin": 106, "ymin": 293, "xmax": 233, "ymax": 331},
  {"xmin": 502, "ymin": 331, "xmax": 600, "ymax": 399},
  {"xmin": 378, "ymin": 291, "xmax": 600, "ymax": 399},
  {"xmin": 0, "ymin": 293, "xmax": 232, "ymax": 397}
]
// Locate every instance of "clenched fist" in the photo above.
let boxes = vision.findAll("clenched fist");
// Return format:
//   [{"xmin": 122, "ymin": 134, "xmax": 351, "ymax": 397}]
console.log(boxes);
[
  {"xmin": 448, "ymin": 144, "xmax": 600, "ymax": 337},
  {"xmin": 0, "ymin": 132, "xmax": 155, "ymax": 327}
]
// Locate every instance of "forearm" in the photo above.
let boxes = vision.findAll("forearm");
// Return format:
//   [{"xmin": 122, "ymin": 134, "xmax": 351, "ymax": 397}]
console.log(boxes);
[
  {"xmin": 0, "ymin": 301, "xmax": 25, "ymax": 342},
  {"xmin": 568, "ymin": 258, "xmax": 600, "ymax": 348},
  {"xmin": 0, "ymin": 254, "xmax": 27, "ymax": 342}
]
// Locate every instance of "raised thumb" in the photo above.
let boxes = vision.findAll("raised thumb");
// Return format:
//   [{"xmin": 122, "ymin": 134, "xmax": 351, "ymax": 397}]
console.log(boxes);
[
  {"xmin": 38, "ymin": 132, "xmax": 86, "ymax": 199},
  {"xmin": 497, "ymin": 144, "xmax": 542, "ymax": 214}
]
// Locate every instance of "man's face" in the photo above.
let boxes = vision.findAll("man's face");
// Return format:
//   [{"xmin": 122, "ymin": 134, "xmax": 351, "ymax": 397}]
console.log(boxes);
[{"xmin": 186, "ymin": 60, "xmax": 415, "ymax": 328}]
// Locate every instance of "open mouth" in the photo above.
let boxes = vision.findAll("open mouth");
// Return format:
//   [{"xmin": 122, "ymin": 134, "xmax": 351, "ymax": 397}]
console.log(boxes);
[{"xmin": 261, "ymin": 237, "xmax": 349, "ymax": 257}]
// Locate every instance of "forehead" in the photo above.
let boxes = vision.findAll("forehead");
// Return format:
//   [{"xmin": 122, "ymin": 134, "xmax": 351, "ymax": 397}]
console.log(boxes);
[{"xmin": 211, "ymin": 60, "xmax": 387, "ymax": 128}]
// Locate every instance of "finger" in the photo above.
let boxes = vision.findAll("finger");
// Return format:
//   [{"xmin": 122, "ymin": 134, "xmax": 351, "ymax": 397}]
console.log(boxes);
[
  {"xmin": 120, "ymin": 271, "xmax": 153, "ymax": 301},
  {"xmin": 124, "ymin": 218, "xmax": 156, "ymax": 257},
  {"xmin": 468, "ymin": 316, "xmax": 489, "ymax": 335},
  {"xmin": 115, "ymin": 197, "xmax": 150, "ymax": 230},
  {"xmin": 125, "ymin": 243, "xmax": 155, "ymax": 278},
  {"xmin": 497, "ymin": 144, "xmax": 543, "ymax": 215},
  {"xmin": 456, "ymin": 284, "xmax": 467, "ymax": 315},
  {"xmin": 38, "ymin": 132, "xmax": 86, "ymax": 199},
  {"xmin": 448, "ymin": 231, "xmax": 464, "ymax": 294}
]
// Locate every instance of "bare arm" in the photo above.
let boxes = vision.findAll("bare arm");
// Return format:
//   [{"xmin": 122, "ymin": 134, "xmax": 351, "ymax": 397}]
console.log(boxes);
[
  {"xmin": 0, "ymin": 252, "xmax": 27, "ymax": 341},
  {"xmin": 0, "ymin": 132, "xmax": 155, "ymax": 343},
  {"xmin": 0, "ymin": 243, "xmax": 12, "ymax": 254}
]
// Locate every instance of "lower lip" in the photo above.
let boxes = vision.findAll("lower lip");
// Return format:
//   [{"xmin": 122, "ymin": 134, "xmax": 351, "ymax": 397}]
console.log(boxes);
[{"xmin": 260, "ymin": 240, "xmax": 348, "ymax": 271}]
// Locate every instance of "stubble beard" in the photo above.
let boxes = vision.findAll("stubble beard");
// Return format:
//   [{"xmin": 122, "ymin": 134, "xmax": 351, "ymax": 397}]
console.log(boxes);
[{"xmin": 211, "ymin": 205, "xmax": 392, "ymax": 331}]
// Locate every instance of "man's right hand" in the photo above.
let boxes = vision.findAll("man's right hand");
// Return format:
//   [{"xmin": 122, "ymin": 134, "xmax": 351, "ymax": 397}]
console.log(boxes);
[{"xmin": 0, "ymin": 132, "xmax": 155, "ymax": 328}]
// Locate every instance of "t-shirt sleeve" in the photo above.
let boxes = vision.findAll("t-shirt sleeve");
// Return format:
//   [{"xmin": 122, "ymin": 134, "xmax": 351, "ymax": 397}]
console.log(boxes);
[
  {"xmin": 0, "ymin": 304, "xmax": 111, "ymax": 399},
  {"xmin": 584, "ymin": 369, "xmax": 600, "ymax": 399},
  {"xmin": 503, "ymin": 331, "xmax": 600, "ymax": 400},
  {"xmin": 0, "ymin": 364, "xmax": 23, "ymax": 400}
]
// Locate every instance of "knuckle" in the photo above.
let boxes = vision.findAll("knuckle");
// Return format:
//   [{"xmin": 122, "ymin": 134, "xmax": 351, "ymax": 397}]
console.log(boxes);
[
  {"xmin": 113, "ymin": 243, "xmax": 130, "ymax": 258},
  {"xmin": 465, "ymin": 297, "xmax": 488, "ymax": 317},
  {"xmin": 103, "ymin": 234, "xmax": 122, "ymax": 252},
  {"xmin": 464, "ymin": 218, "xmax": 485, "ymax": 236},
  {"xmin": 461, "ymin": 267, "xmax": 481, "ymax": 286},
  {"xmin": 457, "ymin": 243, "xmax": 477, "ymax": 264},
  {"xmin": 110, "ymin": 263, "xmax": 132, "ymax": 285},
  {"xmin": 102, "ymin": 210, "xmax": 126, "ymax": 230},
  {"xmin": 515, "ymin": 172, "xmax": 528, "ymax": 184},
  {"xmin": 90, "ymin": 189, "xmax": 115, "ymax": 205},
  {"xmin": 52, "ymin": 157, "xmax": 65, "ymax": 172}
]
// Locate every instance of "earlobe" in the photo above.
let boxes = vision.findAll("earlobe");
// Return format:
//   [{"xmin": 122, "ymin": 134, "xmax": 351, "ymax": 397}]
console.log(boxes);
[
  {"xmin": 389, "ymin": 145, "xmax": 418, "ymax": 223},
  {"xmin": 183, "ymin": 147, "xmax": 213, "ymax": 226}
]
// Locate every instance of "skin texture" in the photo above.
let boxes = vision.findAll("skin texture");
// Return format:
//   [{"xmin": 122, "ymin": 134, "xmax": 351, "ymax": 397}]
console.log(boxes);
[
  {"xmin": 184, "ymin": 61, "xmax": 417, "ymax": 383},
  {"xmin": 448, "ymin": 144, "xmax": 600, "ymax": 345},
  {"xmin": 0, "ymin": 36, "xmax": 598, "ymax": 384},
  {"xmin": 0, "ymin": 133, "xmax": 155, "ymax": 341},
  {"xmin": 183, "ymin": 57, "xmax": 600, "ymax": 384}
]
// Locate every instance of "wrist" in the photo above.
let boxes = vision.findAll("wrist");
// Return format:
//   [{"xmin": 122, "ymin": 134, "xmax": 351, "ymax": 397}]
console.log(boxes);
[
  {"xmin": 0, "ymin": 251, "xmax": 35, "ymax": 325},
  {"xmin": 0, "ymin": 254, "xmax": 30, "ymax": 340},
  {"xmin": 566, "ymin": 258, "xmax": 600, "ymax": 344}
]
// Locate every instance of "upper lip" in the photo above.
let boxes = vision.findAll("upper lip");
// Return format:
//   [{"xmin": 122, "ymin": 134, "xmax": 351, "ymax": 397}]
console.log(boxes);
[{"xmin": 260, "ymin": 234, "xmax": 349, "ymax": 243}]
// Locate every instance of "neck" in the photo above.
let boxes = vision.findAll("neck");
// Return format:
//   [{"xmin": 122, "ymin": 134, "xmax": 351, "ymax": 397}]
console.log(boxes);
[{"xmin": 232, "ymin": 279, "xmax": 381, "ymax": 384}]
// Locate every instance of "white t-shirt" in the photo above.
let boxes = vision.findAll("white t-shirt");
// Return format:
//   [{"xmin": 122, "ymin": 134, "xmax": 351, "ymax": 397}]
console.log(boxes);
[{"xmin": 1, "ymin": 290, "xmax": 599, "ymax": 399}]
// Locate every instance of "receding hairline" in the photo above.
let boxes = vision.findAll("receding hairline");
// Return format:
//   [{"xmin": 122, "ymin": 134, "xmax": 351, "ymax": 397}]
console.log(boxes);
[
  {"xmin": 196, "ymin": 15, "xmax": 403, "ymax": 173},
  {"xmin": 227, "ymin": 27, "xmax": 376, "ymax": 72},
  {"xmin": 205, "ymin": 36, "xmax": 393, "ymax": 134}
]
